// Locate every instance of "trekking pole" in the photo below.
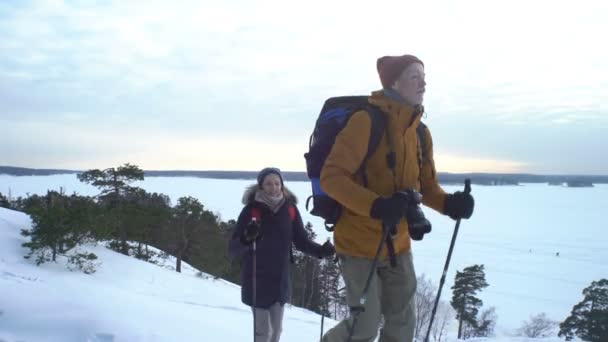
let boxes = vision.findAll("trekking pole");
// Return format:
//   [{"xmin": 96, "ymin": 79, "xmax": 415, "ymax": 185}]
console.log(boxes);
[
  {"xmin": 252, "ymin": 239, "xmax": 257, "ymax": 342},
  {"xmin": 320, "ymin": 299, "xmax": 325, "ymax": 342},
  {"xmin": 346, "ymin": 221, "xmax": 394, "ymax": 342},
  {"xmin": 424, "ymin": 179, "xmax": 471, "ymax": 342},
  {"xmin": 320, "ymin": 238, "xmax": 335, "ymax": 341},
  {"xmin": 319, "ymin": 260, "xmax": 326, "ymax": 341}
]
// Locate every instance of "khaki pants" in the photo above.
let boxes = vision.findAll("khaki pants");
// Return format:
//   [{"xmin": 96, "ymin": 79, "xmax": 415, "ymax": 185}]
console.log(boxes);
[
  {"xmin": 322, "ymin": 252, "xmax": 417, "ymax": 342},
  {"xmin": 252, "ymin": 302, "xmax": 285, "ymax": 342}
]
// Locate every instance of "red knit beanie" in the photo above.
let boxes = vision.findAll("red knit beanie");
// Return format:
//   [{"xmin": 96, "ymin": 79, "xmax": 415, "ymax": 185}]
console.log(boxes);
[{"xmin": 377, "ymin": 55, "xmax": 424, "ymax": 89}]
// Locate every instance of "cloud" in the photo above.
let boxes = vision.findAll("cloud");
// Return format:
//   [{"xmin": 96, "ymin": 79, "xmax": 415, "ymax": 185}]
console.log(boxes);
[
  {"xmin": 0, "ymin": 0, "xmax": 607, "ymax": 173},
  {"xmin": 0, "ymin": 116, "xmax": 308, "ymax": 171},
  {"xmin": 435, "ymin": 154, "xmax": 528, "ymax": 174}
]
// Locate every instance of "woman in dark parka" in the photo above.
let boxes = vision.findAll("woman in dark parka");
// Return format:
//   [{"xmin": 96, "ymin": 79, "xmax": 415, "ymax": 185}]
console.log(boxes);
[{"xmin": 229, "ymin": 167, "xmax": 335, "ymax": 342}]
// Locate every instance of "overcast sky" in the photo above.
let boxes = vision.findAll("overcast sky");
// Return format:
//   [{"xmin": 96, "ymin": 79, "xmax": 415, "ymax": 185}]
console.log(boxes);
[{"xmin": 1, "ymin": 0, "xmax": 607, "ymax": 175}]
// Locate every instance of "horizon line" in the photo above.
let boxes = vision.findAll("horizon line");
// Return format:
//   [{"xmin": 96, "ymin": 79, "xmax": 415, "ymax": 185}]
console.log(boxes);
[{"xmin": 1, "ymin": 165, "xmax": 608, "ymax": 178}]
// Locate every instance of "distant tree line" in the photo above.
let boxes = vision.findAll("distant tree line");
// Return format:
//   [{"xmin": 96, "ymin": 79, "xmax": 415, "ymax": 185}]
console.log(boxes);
[
  {"xmin": 0, "ymin": 166, "xmax": 78, "ymax": 176},
  {"xmin": 3, "ymin": 166, "xmax": 608, "ymax": 184}
]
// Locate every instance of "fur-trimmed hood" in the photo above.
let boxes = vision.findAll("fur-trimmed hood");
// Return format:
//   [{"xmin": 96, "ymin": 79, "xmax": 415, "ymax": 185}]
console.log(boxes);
[{"xmin": 242, "ymin": 184, "xmax": 298, "ymax": 206}]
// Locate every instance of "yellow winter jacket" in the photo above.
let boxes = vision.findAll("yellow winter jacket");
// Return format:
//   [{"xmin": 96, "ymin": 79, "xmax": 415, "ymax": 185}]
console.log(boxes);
[{"xmin": 320, "ymin": 90, "xmax": 447, "ymax": 259}]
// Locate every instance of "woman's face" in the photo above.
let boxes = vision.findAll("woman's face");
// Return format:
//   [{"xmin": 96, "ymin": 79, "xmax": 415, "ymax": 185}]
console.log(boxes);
[{"xmin": 261, "ymin": 174, "xmax": 282, "ymax": 197}]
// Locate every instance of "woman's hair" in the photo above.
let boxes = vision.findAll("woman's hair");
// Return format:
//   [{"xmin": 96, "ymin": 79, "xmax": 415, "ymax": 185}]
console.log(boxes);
[{"xmin": 257, "ymin": 167, "xmax": 284, "ymax": 188}]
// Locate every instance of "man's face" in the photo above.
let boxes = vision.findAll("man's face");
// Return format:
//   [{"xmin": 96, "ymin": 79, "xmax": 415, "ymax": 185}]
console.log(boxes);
[{"xmin": 392, "ymin": 63, "xmax": 426, "ymax": 106}]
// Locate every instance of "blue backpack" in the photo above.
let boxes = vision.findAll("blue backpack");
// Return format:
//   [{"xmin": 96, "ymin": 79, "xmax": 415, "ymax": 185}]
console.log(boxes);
[{"xmin": 304, "ymin": 96, "xmax": 428, "ymax": 231}]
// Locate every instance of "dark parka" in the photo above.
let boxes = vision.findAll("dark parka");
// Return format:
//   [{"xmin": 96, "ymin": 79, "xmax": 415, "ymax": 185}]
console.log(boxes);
[{"xmin": 229, "ymin": 185, "xmax": 324, "ymax": 309}]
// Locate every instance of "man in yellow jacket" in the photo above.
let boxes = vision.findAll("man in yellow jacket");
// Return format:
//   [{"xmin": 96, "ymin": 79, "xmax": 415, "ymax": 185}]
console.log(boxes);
[{"xmin": 321, "ymin": 55, "xmax": 475, "ymax": 342}]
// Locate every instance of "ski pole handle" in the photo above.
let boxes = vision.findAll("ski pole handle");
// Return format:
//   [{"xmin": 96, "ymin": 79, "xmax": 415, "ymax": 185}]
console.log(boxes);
[{"xmin": 464, "ymin": 178, "xmax": 471, "ymax": 194}]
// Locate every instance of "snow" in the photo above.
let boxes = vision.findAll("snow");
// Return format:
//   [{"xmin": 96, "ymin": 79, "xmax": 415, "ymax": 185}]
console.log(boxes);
[
  {"xmin": 2, "ymin": 174, "xmax": 606, "ymax": 341},
  {"xmin": 0, "ymin": 205, "xmax": 335, "ymax": 341}
]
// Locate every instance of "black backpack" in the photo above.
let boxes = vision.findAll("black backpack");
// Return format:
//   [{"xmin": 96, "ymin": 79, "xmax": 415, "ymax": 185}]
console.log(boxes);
[{"xmin": 304, "ymin": 96, "xmax": 428, "ymax": 231}]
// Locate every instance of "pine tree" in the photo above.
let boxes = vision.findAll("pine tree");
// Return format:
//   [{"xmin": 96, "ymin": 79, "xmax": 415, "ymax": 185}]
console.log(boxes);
[
  {"xmin": 218, "ymin": 219, "xmax": 241, "ymax": 283},
  {"xmin": 559, "ymin": 279, "xmax": 608, "ymax": 341},
  {"xmin": 450, "ymin": 264, "xmax": 489, "ymax": 339},
  {"xmin": 121, "ymin": 189, "xmax": 171, "ymax": 261},
  {"xmin": 21, "ymin": 191, "xmax": 98, "ymax": 269},
  {"xmin": 318, "ymin": 258, "xmax": 341, "ymax": 318},
  {"xmin": 170, "ymin": 196, "xmax": 206, "ymax": 272},
  {"xmin": 181, "ymin": 199, "xmax": 226, "ymax": 277},
  {"xmin": 77, "ymin": 163, "xmax": 144, "ymax": 255},
  {"xmin": 0, "ymin": 192, "xmax": 10, "ymax": 209},
  {"xmin": 290, "ymin": 222, "xmax": 323, "ymax": 313},
  {"xmin": 21, "ymin": 191, "xmax": 66, "ymax": 264}
]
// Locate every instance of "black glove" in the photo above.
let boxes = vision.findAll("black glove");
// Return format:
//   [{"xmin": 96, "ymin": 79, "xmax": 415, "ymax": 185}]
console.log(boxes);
[
  {"xmin": 317, "ymin": 240, "xmax": 336, "ymax": 258},
  {"xmin": 444, "ymin": 191, "xmax": 474, "ymax": 220},
  {"xmin": 241, "ymin": 220, "xmax": 261, "ymax": 245},
  {"xmin": 370, "ymin": 192, "xmax": 409, "ymax": 226}
]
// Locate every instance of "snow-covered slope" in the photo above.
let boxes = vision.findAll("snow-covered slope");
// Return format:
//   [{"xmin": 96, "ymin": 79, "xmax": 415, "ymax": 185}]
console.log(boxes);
[{"xmin": 0, "ymin": 207, "xmax": 333, "ymax": 342}]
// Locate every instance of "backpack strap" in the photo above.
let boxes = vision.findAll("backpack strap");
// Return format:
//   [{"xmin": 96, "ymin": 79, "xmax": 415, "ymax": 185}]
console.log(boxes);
[
  {"xmin": 250, "ymin": 207, "xmax": 262, "ymax": 222},
  {"xmin": 251, "ymin": 205, "xmax": 295, "ymax": 223},
  {"xmin": 288, "ymin": 204, "xmax": 297, "ymax": 264},
  {"xmin": 416, "ymin": 122, "xmax": 429, "ymax": 169},
  {"xmin": 416, "ymin": 122, "xmax": 430, "ymax": 192},
  {"xmin": 288, "ymin": 205, "xmax": 296, "ymax": 223},
  {"xmin": 356, "ymin": 104, "xmax": 387, "ymax": 187},
  {"xmin": 357, "ymin": 105, "xmax": 398, "ymax": 267}
]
